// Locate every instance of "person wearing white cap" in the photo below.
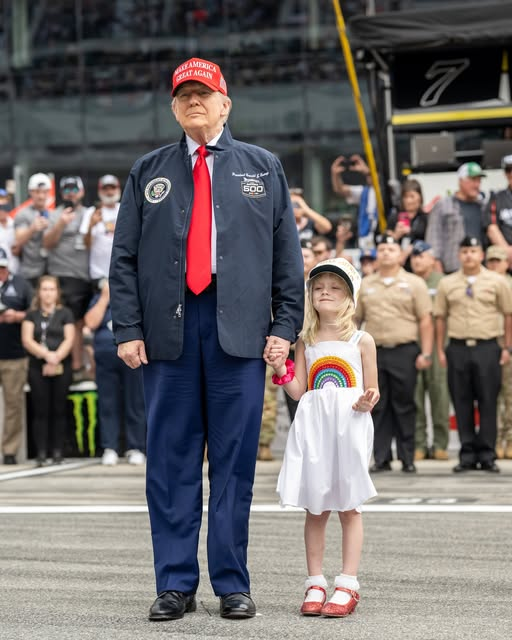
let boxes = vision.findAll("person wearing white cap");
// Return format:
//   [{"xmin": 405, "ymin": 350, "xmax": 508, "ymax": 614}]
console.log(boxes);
[
  {"xmin": 486, "ymin": 154, "xmax": 512, "ymax": 264},
  {"xmin": 14, "ymin": 173, "xmax": 52, "ymax": 286},
  {"xmin": 79, "ymin": 175, "xmax": 122, "ymax": 284},
  {"xmin": 425, "ymin": 162, "xmax": 490, "ymax": 274},
  {"xmin": 265, "ymin": 257, "xmax": 378, "ymax": 619},
  {"xmin": 0, "ymin": 248, "xmax": 33, "ymax": 465}
]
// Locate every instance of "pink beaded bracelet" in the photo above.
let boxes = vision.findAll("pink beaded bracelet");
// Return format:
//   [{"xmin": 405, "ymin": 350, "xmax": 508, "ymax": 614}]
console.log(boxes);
[{"xmin": 272, "ymin": 359, "xmax": 295, "ymax": 385}]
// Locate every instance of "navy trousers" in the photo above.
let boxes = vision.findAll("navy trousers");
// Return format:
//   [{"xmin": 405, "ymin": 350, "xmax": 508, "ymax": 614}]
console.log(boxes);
[
  {"xmin": 95, "ymin": 348, "xmax": 146, "ymax": 452},
  {"xmin": 143, "ymin": 288, "xmax": 266, "ymax": 597}
]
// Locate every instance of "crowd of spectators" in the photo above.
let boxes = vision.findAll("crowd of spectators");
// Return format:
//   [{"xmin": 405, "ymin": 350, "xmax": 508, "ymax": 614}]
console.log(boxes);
[
  {"xmin": 2, "ymin": 151, "xmax": 512, "ymax": 474},
  {"xmin": 0, "ymin": 172, "xmax": 146, "ymax": 468}
]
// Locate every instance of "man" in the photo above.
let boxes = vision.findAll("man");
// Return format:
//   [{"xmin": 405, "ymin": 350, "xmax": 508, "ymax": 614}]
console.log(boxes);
[
  {"xmin": 43, "ymin": 176, "xmax": 91, "ymax": 379},
  {"xmin": 410, "ymin": 240, "xmax": 450, "ymax": 461},
  {"xmin": 109, "ymin": 57, "xmax": 304, "ymax": 621},
  {"xmin": 355, "ymin": 234, "xmax": 433, "ymax": 473},
  {"xmin": 0, "ymin": 248, "xmax": 32, "ymax": 464},
  {"xmin": 426, "ymin": 162, "xmax": 490, "ymax": 274},
  {"xmin": 14, "ymin": 173, "xmax": 52, "ymax": 287},
  {"xmin": 486, "ymin": 154, "xmax": 512, "ymax": 264},
  {"xmin": 0, "ymin": 188, "xmax": 19, "ymax": 274},
  {"xmin": 485, "ymin": 244, "xmax": 512, "ymax": 459},
  {"xmin": 359, "ymin": 248, "xmax": 377, "ymax": 277},
  {"xmin": 291, "ymin": 189, "xmax": 332, "ymax": 241},
  {"xmin": 331, "ymin": 154, "xmax": 377, "ymax": 250},
  {"xmin": 80, "ymin": 174, "xmax": 122, "ymax": 286},
  {"xmin": 434, "ymin": 237, "xmax": 512, "ymax": 473},
  {"xmin": 311, "ymin": 235, "xmax": 333, "ymax": 263}
]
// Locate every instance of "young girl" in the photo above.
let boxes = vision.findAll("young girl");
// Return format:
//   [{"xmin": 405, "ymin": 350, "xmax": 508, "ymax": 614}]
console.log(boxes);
[{"xmin": 265, "ymin": 258, "xmax": 379, "ymax": 618}]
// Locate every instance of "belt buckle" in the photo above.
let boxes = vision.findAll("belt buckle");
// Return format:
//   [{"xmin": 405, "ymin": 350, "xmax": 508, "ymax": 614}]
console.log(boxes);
[{"xmin": 465, "ymin": 339, "xmax": 477, "ymax": 347}]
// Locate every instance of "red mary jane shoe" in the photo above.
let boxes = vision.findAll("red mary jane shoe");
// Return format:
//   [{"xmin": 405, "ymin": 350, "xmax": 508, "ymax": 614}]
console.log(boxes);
[
  {"xmin": 300, "ymin": 585, "xmax": 327, "ymax": 616},
  {"xmin": 321, "ymin": 587, "xmax": 360, "ymax": 618}
]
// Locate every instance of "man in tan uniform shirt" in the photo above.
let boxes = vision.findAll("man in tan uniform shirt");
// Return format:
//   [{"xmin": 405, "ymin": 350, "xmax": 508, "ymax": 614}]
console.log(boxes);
[
  {"xmin": 434, "ymin": 236, "xmax": 512, "ymax": 473},
  {"xmin": 356, "ymin": 235, "xmax": 433, "ymax": 473}
]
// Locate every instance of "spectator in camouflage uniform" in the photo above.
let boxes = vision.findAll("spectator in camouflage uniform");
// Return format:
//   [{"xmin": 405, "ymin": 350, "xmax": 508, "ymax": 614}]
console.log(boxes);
[{"xmin": 410, "ymin": 241, "xmax": 450, "ymax": 460}]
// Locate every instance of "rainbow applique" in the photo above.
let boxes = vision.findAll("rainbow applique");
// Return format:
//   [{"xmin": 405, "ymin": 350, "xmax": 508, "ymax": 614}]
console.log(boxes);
[{"xmin": 308, "ymin": 356, "xmax": 357, "ymax": 390}]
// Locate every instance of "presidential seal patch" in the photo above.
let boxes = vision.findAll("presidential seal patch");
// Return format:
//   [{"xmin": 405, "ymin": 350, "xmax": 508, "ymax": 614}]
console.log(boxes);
[
  {"xmin": 240, "ymin": 176, "xmax": 266, "ymax": 199},
  {"xmin": 145, "ymin": 177, "xmax": 171, "ymax": 203}
]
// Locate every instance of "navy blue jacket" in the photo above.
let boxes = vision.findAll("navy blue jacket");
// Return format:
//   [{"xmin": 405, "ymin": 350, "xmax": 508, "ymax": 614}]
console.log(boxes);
[{"xmin": 109, "ymin": 125, "xmax": 304, "ymax": 360}]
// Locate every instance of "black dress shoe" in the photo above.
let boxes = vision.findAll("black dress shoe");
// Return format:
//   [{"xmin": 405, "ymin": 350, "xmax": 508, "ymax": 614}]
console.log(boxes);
[
  {"xmin": 219, "ymin": 592, "xmax": 256, "ymax": 619},
  {"xmin": 452, "ymin": 462, "xmax": 478, "ymax": 473},
  {"xmin": 3, "ymin": 455, "xmax": 17, "ymax": 465},
  {"xmin": 370, "ymin": 461, "xmax": 392, "ymax": 473},
  {"xmin": 480, "ymin": 461, "xmax": 500, "ymax": 473},
  {"xmin": 148, "ymin": 590, "xmax": 196, "ymax": 621},
  {"xmin": 401, "ymin": 463, "xmax": 417, "ymax": 473}
]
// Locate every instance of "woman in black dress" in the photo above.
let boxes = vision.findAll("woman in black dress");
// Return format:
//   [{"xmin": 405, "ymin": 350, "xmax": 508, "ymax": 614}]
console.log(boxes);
[{"xmin": 22, "ymin": 276, "xmax": 75, "ymax": 465}]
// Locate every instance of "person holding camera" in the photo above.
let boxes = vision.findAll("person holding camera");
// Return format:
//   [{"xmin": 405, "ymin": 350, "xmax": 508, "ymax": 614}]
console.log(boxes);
[
  {"xmin": 331, "ymin": 154, "xmax": 377, "ymax": 251},
  {"xmin": 14, "ymin": 173, "xmax": 52, "ymax": 288},
  {"xmin": 21, "ymin": 276, "xmax": 75, "ymax": 466},
  {"xmin": 290, "ymin": 188, "xmax": 332, "ymax": 241},
  {"xmin": 80, "ymin": 175, "xmax": 122, "ymax": 288},
  {"xmin": 43, "ymin": 176, "xmax": 91, "ymax": 380},
  {"xmin": 0, "ymin": 248, "xmax": 32, "ymax": 465}
]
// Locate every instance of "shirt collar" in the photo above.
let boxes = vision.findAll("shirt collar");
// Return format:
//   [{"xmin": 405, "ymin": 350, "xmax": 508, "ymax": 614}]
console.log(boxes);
[{"xmin": 186, "ymin": 130, "xmax": 223, "ymax": 157}]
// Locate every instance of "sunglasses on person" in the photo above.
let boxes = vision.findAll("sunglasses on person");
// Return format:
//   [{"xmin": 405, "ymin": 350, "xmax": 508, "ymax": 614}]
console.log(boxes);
[
  {"xmin": 62, "ymin": 186, "xmax": 79, "ymax": 194},
  {"xmin": 466, "ymin": 283, "xmax": 473, "ymax": 297}
]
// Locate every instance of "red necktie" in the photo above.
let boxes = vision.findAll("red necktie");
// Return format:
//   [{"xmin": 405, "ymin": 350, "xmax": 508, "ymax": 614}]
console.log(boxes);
[{"xmin": 186, "ymin": 146, "xmax": 212, "ymax": 294}]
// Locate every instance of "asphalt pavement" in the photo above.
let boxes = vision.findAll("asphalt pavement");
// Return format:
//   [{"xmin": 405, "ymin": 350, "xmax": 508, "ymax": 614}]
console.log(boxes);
[{"xmin": 0, "ymin": 455, "xmax": 511, "ymax": 640}]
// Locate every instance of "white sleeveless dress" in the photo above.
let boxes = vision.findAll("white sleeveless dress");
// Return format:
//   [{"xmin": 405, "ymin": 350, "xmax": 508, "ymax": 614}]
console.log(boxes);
[{"xmin": 277, "ymin": 331, "xmax": 377, "ymax": 515}]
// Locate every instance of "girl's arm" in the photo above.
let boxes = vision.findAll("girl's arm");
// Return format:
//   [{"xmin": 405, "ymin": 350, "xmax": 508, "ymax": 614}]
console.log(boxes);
[
  {"xmin": 21, "ymin": 320, "xmax": 50, "ymax": 360},
  {"xmin": 54, "ymin": 323, "xmax": 76, "ymax": 362},
  {"xmin": 265, "ymin": 338, "xmax": 308, "ymax": 402},
  {"xmin": 354, "ymin": 331, "xmax": 380, "ymax": 411}
]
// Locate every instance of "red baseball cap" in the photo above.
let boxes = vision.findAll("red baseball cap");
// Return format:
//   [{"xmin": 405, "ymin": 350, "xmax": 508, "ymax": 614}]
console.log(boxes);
[{"xmin": 172, "ymin": 57, "xmax": 227, "ymax": 96}]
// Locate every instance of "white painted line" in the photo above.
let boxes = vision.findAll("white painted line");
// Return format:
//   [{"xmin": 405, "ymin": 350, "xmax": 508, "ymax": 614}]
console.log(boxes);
[
  {"xmin": 0, "ymin": 459, "xmax": 98, "ymax": 482},
  {"xmin": 1, "ymin": 504, "xmax": 512, "ymax": 514}
]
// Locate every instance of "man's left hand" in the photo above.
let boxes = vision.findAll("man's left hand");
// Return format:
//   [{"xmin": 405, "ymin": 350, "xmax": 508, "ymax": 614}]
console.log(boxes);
[{"xmin": 263, "ymin": 336, "xmax": 291, "ymax": 364}]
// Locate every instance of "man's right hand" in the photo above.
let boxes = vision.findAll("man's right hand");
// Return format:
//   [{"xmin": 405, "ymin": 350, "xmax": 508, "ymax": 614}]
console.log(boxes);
[{"xmin": 118, "ymin": 340, "xmax": 148, "ymax": 369}]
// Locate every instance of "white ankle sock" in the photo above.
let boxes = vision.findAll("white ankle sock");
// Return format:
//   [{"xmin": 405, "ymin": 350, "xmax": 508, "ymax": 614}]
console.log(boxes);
[
  {"xmin": 329, "ymin": 574, "xmax": 360, "ymax": 605},
  {"xmin": 304, "ymin": 575, "xmax": 328, "ymax": 602}
]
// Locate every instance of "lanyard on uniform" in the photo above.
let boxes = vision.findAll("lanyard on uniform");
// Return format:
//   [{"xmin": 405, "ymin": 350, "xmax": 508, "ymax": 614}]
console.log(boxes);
[{"xmin": 40, "ymin": 311, "xmax": 55, "ymax": 348}]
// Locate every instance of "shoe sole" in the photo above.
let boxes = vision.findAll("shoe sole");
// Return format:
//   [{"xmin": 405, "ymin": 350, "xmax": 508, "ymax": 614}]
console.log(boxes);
[
  {"xmin": 148, "ymin": 600, "xmax": 196, "ymax": 621},
  {"xmin": 220, "ymin": 611, "xmax": 256, "ymax": 619}
]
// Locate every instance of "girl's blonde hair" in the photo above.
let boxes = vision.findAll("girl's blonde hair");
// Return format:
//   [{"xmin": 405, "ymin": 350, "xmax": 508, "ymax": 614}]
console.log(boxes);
[
  {"xmin": 31, "ymin": 275, "xmax": 63, "ymax": 311},
  {"xmin": 300, "ymin": 273, "xmax": 356, "ymax": 345}
]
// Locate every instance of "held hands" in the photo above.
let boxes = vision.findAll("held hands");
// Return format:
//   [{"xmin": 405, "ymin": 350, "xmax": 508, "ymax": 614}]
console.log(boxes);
[
  {"xmin": 118, "ymin": 339, "xmax": 148, "ymax": 369},
  {"xmin": 45, "ymin": 350, "xmax": 60, "ymax": 365},
  {"xmin": 263, "ymin": 336, "xmax": 290, "ymax": 375},
  {"xmin": 352, "ymin": 388, "xmax": 380, "ymax": 413}
]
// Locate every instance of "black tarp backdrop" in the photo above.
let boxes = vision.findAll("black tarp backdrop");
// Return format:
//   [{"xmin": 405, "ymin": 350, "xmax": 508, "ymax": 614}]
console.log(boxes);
[{"xmin": 349, "ymin": 3, "xmax": 512, "ymax": 53}]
